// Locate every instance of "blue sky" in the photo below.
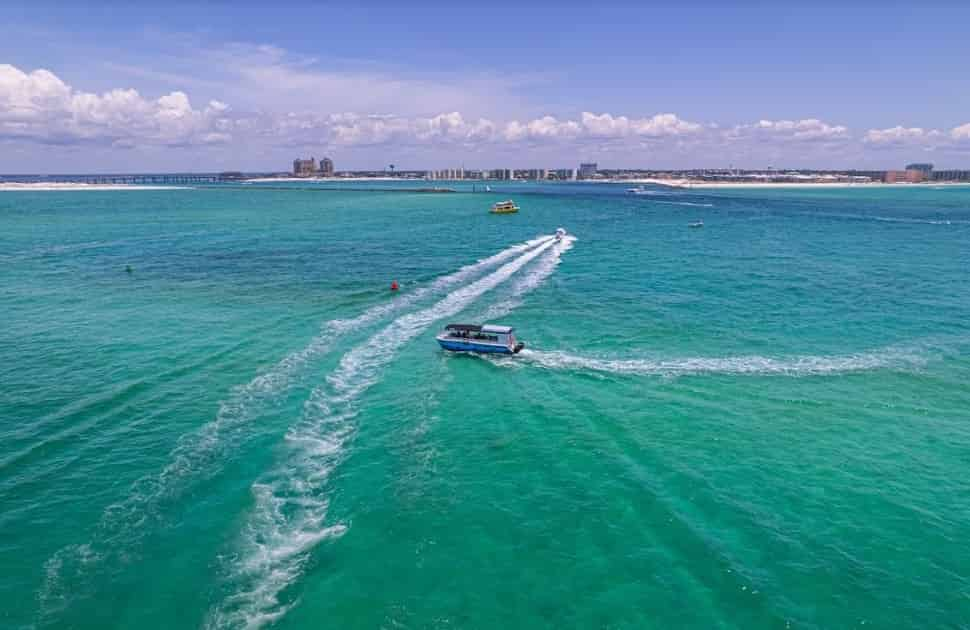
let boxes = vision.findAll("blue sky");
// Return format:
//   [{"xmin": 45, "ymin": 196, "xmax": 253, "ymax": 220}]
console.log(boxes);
[{"xmin": 2, "ymin": 2, "xmax": 969, "ymax": 172}]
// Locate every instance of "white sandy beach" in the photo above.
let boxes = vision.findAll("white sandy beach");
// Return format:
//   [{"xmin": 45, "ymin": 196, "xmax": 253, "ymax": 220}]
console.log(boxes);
[
  {"xmin": 612, "ymin": 178, "xmax": 970, "ymax": 189},
  {"xmin": 244, "ymin": 176, "xmax": 405, "ymax": 183},
  {"xmin": 243, "ymin": 176, "xmax": 970, "ymax": 189},
  {"xmin": 682, "ymin": 181, "xmax": 879, "ymax": 189},
  {"xmin": 687, "ymin": 182, "xmax": 970, "ymax": 189},
  {"xmin": 562, "ymin": 178, "xmax": 873, "ymax": 188}
]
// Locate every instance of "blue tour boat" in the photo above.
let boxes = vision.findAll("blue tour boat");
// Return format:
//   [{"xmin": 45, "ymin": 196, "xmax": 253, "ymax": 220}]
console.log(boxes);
[{"xmin": 436, "ymin": 324, "xmax": 525, "ymax": 354}]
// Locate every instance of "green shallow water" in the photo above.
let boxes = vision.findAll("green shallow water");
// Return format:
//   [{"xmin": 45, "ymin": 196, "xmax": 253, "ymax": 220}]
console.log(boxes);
[{"xmin": 1, "ymin": 182, "xmax": 969, "ymax": 629}]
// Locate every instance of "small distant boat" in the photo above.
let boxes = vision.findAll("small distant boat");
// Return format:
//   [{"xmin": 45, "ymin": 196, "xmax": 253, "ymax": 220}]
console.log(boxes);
[
  {"xmin": 436, "ymin": 324, "xmax": 525, "ymax": 354},
  {"xmin": 490, "ymin": 200, "xmax": 519, "ymax": 214},
  {"xmin": 555, "ymin": 227, "xmax": 567, "ymax": 241},
  {"xmin": 689, "ymin": 220, "xmax": 704, "ymax": 228},
  {"xmin": 626, "ymin": 186, "xmax": 651, "ymax": 195}
]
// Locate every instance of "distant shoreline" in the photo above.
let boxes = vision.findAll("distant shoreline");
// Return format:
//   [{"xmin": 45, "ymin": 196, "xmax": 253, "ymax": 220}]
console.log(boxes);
[
  {"xmin": 4, "ymin": 178, "xmax": 968, "ymax": 191},
  {"xmin": 243, "ymin": 175, "xmax": 970, "ymax": 189},
  {"xmin": 244, "ymin": 176, "xmax": 405, "ymax": 183},
  {"xmin": 606, "ymin": 178, "xmax": 970, "ymax": 189},
  {"xmin": 0, "ymin": 182, "xmax": 188, "ymax": 191}
]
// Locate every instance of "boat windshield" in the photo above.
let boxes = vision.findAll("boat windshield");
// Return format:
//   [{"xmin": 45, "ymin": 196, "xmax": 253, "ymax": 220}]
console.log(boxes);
[{"xmin": 445, "ymin": 329, "xmax": 499, "ymax": 341}]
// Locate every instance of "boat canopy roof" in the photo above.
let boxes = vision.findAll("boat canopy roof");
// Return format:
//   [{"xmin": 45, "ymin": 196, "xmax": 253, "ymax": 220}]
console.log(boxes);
[
  {"xmin": 482, "ymin": 324, "xmax": 513, "ymax": 334},
  {"xmin": 445, "ymin": 324, "xmax": 482, "ymax": 332},
  {"xmin": 444, "ymin": 323, "xmax": 514, "ymax": 334}
]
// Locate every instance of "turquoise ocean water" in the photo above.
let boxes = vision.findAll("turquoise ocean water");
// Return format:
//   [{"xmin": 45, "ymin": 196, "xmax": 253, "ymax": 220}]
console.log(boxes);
[{"xmin": 1, "ymin": 182, "xmax": 969, "ymax": 629}]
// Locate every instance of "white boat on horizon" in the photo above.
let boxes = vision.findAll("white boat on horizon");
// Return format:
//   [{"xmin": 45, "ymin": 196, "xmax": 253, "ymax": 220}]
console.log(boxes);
[{"xmin": 626, "ymin": 185, "xmax": 653, "ymax": 195}]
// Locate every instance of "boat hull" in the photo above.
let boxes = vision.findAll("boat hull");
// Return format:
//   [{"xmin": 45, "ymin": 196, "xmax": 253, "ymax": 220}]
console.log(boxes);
[{"xmin": 436, "ymin": 337, "xmax": 523, "ymax": 354}]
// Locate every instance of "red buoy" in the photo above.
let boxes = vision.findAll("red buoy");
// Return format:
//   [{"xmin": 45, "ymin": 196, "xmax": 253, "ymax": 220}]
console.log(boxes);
[{"xmin": 390, "ymin": 280, "xmax": 399, "ymax": 291}]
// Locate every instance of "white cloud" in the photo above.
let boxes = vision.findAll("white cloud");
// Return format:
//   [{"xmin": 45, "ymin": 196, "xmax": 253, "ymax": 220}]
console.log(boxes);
[
  {"xmin": 499, "ymin": 112, "xmax": 701, "ymax": 144},
  {"xmin": 503, "ymin": 116, "xmax": 581, "ymax": 141},
  {"xmin": 0, "ymin": 68, "xmax": 854, "ymax": 160},
  {"xmin": 580, "ymin": 111, "xmax": 701, "ymax": 138},
  {"xmin": 730, "ymin": 118, "xmax": 850, "ymax": 142},
  {"xmin": 0, "ymin": 63, "xmax": 235, "ymax": 146},
  {"xmin": 328, "ymin": 113, "xmax": 410, "ymax": 146},
  {"xmin": 268, "ymin": 111, "xmax": 500, "ymax": 148},
  {"xmin": 9, "ymin": 59, "xmax": 970, "ymax": 169},
  {"xmin": 258, "ymin": 109, "xmax": 704, "ymax": 149},
  {"xmin": 861, "ymin": 123, "xmax": 970, "ymax": 152},
  {"xmin": 311, "ymin": 110, "xmax": 704, "ymax": 147},
  {"xmin": 412, "ymin": 112, "xmax": 497, "ymax": 143},
  {"xmin": 863, "ymin": 125, "xmax": 939, "ymax": 145},
  {"xmin": 950, "ymin": 123, "xmax": 970, "ymax": 141}
]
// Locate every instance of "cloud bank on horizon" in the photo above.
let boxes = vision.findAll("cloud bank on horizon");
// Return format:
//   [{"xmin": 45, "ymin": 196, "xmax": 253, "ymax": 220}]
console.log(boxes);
[{"xmin": 2, "ymin": 59, "xmax": 969, "ymax": 171}]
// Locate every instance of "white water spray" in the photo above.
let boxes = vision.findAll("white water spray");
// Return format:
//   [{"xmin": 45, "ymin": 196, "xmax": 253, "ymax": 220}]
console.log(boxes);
[
  {"xmin": 38, "ymin": 235, "xmax": 551, "ymax": 616},
  {"xmin": 501, "ymin": 346, "xmax": 928, "ymax": 377},
  {"xmin": 480, "ymin": 235, "xmax": 575, "ymax": 322},
  {"xmin": 208, "ymin": 238, "xmax": 559, "ymax": 628}
]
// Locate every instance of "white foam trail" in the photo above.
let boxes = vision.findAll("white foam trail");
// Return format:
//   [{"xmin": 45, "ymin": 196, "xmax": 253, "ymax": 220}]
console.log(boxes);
[
  {"xmin": 871, "ymin": 215, "xmax": 967, "ymax": 225},
  {"xmin": 498, "ymin": 346, "xmax": 927, "ymax": 377},
  {"xmin": 325, "ymin": 234, "xmax": 552, "ymax": 335},
  {"xmin": 208, "ymin": 238, "xmax": 558, "ymax": 629},
  {"xmin": 653, "ymin": 200, "xmax": 714, "ymax": 207},
  {"xmin": 38, "ymin": 235, "xmax": 550, "ymax": 616},
  {"xmin": 480, "ymin": 235, "xmax": 575, "ymax": 322},
  {"xmin": 798, "ymin": 211, "xmax": 969, "ymax": 226}
]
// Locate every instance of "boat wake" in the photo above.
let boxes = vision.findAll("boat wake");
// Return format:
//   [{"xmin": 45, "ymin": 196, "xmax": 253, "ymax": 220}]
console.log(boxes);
[
  {"xmin": 479, "ymin": 235, "xmax": 575, "ymax": 322},
  {"xmin": 206, "ymin": 238, "xmax": 559, "ymax": 629},
  {"xmin": 785, "ymin": 210, "xmax": 970, "ymax": 226},
  {"xmin": 37, "ymin": 234, "xmax": 552, "ymax": 618},
  {"xmin": 870, "ymin": 215, "xmax": 969, "ymax": 226},
  {"xmin": 653, "ymin": 200, "xmax": 715, "ymax": 208},
  {"xmin": 489, "ymin": 345, "xmax": 928, "ymax": 377}
]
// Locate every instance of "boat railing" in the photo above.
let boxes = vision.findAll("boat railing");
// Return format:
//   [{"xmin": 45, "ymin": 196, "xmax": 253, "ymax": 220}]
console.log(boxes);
[{"xmin": 446, "ymin": 331, "xmax": 500, "ymax": 341}]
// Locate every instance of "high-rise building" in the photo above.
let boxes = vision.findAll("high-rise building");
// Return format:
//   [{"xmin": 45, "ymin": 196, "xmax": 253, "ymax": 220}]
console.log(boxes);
[
  {"xmin": 430, "ymin": 168, "xmax": 466, "ymax": 180},
  {"xmin": 885, "ymin": 169, "xmax": 926, "ymax": 183},
  {"xmin": 905, "ymin": 163, "xmax": 933, "ymax": 174},
  {"xmin": 293, "ymin": 157, "xmax": 317, "ymax": 176},
  {"xmin": 578, "ymin": 162, "xmax": 598, "ymax": 179},
  {"xmin": 932, "ymin": 169, "xmax": 970, "ymax": 181},
  {"xmin": 320, "ymin": 157, "xmax": 334, "ymax": 177}
]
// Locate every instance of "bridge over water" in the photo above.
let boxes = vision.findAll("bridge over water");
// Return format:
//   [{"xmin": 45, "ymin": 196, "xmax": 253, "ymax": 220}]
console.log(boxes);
[{"xmin": 0, "ymin": 172, "xmax": 250, "ymax": 185}]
